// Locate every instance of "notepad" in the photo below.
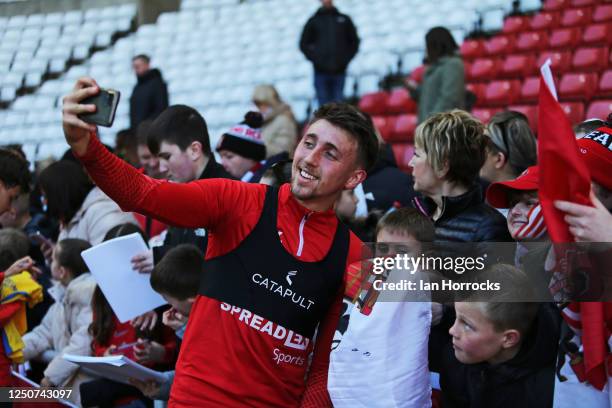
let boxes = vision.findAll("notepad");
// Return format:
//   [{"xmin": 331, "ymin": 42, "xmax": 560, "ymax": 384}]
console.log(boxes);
[
  {"xmin": 63, "ymin": 354, "xmax": 167, "ymax": 385},
  {"xmin": 80, "ymin": 232, "xmax": 167, "ymax": 322}
]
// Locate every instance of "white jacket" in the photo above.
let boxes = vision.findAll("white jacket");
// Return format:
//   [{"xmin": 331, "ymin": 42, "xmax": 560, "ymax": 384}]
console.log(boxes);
[
  {"xmin": 23, "ymin": 273, "xmax": 96, "ymax": 404},
  {"xmin": 58, "ymin": 187, "xmax": 137, "ymax": 245}
]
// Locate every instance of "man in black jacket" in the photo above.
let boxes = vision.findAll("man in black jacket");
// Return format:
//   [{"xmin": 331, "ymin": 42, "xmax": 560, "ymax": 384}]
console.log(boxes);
[
  {"xmin": 299, "ymin": 0, "xmax": 359, "ymax": 107},
  {"xmin": 130, "ymin": 54, "xmax": 169, "ymax": 130},
  {"xmin": 130, "ymin": 105, "xmax": 233, "ymax": 272}
]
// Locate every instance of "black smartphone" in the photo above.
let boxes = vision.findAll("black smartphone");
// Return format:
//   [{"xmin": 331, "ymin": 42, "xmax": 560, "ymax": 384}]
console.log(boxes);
[{"xmin": 79, "ymin": 88, "xmax": 121, "ymax": 127}]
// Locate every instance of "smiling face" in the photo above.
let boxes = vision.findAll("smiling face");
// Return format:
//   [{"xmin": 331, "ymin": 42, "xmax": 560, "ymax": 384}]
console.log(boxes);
[
  {"xmin": 449, "ymin": 302, "xmax": 508, "ymax": 364},
  {"xmin": 219, "ymin": 150, "xmax": 256, "ymax": 179},
  {"xmin": 506, "ymin": 190, "xmax": 539, "ymax": 240},
  {"xmin": 408, "ymin": 146, "xmax": 442, "ymax": 197},
  {"xmin": 158, "ymin": 141, "xmax": 199, "ymax": 183},
  {"xmin": 290, "ymin": 119, "xmax": 366, "ymax": 211}
]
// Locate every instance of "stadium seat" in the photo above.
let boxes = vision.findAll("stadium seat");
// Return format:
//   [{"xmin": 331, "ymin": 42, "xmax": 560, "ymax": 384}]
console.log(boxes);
[
  {"xmin": 389, "ymin": 114, "xmax": 418, "ymax": 143},
  {"xmin": 530, "ymin": 12, "xmax": 561, "ymax": 31},
  {"xmin": 386, "ymin": 88, "xmax": 417, "ymax": 114},
  {"xmin": 516, "ymin": 31, "xmax": 549, "ymax": 53},
  {"xmin": 501, "ymin": 54, "xmax": 536, "ymax": 78},
  {"xmin": 598, "ymin": 70, "xmax": 612, "ymax": 97},
  {"xmin": 372, "ymin": 116, "xmax": 395, "ymax": 142},
  {"xmin": 484, "ymin": 80, "xmax": 522, "ymax": 106},
  {"xmin": 548, "ymin": 27, "xmax": 582, "ymax": 49},
  {"xmin": 582, "ymin": 24, "xmax": 612, "ymax": 46},
  {"xmin": 391, "ymin": 143, "xmax": 415, "ymax": 174},
  {"xmin": 467, "ymin": 83, "xmax": 487, "ymax": 105},
  {"xmin": 586, "ymin": 100, "xmax": 612, "ymax": 120},
  {"xmin": 572, "ymin": 47, "xmax": 610, "ymax": 72},
  {"xmin": 560, "ymin": 102, "xmax": 585, "ymax": 124},
  {"xmin": 571, "ymin": 0, "xmax": 595, "ymax": 6},
  {"xmin": 520, "ymin": 77, "xmax": 542, "ymax": 103},
  {"xmin": 508, "ymin": 105, "xmax": 538, "ymax": 131},
  {"xmin": 502, "ymin": 15, "xmax": 530, "ymax": 33},
  {"xmin": 559, "ymin": 72, "xmax": 598, "ymax": 100},
  {"xmin": 544, "ymin": 0, "xmax": 570, "ymax": 11},
  {"xmin": 358, "ymin": 91, "xmax": 389, "ymax": 116},
  {"xmin": 472, "ymin": 108, "xmax": 500, "ymax": 124},
  {"xmin": 485, "ymin": 35, "xmax": 516, "ymax": 56},
  {"xmin": 461, "ymin": 39, "xmax": 486, "ymax": 60},
  {"xmin": 537, "ymin": 51, "xmax": 572, "ymax": 74},
  {"xmin": 469, "ymin": 58, "xmax": 501, "ymax": 81},
  {"xmin": 593, "ymin": 4, "xmax": 612, "ymax": 23},
  {"xmin": 561, "ymin": 8, "xmax": 592, "ymax": 27}
]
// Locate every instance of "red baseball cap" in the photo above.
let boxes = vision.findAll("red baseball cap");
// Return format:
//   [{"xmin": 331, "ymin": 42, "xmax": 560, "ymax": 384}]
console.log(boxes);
[
  {"xmin": 486, "ymin": 165, "xmax": 540, "ymax": 208},
  {"xmin": 577, "ymin": 126, "xmax": 612, "ymax": 190}
]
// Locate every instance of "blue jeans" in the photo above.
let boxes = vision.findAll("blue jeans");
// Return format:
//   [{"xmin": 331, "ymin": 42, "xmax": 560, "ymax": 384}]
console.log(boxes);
[{"xmin": 314, "ymin": 72, "xmax": 346, "ymax": 107}]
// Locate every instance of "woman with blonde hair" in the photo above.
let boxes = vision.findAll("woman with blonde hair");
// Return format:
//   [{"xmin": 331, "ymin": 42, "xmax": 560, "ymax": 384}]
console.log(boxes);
[{"xmin": 252, "ymin": 84, "xmax": 298, "ymax": 157}]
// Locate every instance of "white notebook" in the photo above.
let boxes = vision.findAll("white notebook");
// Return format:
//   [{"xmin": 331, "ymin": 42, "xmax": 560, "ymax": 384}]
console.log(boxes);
[{"xmin": 63, "ymin": 354, "xmax": 167, "ymax": 385}]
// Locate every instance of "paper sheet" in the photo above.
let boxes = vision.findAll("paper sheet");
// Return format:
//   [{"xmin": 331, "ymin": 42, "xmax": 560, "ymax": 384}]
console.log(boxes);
[
  {"xmin": 63, "ymin": 354, "xmax": 167, "ymax": 385},
  {"xmin": 81, "ymin": 232, "xmax": 166, "ymax": 322}
]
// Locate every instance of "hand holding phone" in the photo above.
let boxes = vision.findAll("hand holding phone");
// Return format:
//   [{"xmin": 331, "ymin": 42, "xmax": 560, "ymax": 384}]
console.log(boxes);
[{"xmin": 78, "ymin": 88, "xmax": 121, "ymax": 127}]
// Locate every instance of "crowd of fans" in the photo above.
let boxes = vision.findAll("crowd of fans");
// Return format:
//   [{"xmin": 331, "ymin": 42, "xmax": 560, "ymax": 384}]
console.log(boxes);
[{"xmin": 0, "ymin": 0, "xmax": 611, "ymax": 407}]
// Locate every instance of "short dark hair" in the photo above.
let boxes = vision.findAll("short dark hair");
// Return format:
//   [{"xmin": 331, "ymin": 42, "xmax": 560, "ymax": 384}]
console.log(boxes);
[
  {"xmin": 38, "ymin": 160, "xmax": 94, "ymax": 223},
  {"xmin": 376, "ymin": 208, "xmax": 435, "ymax": 242},
  {"xmin": 132, "ymin": 54, "xmax": 150, "ymax": 63},
  {"xmin": 425, "ymin": 26, "xmax": 458, "ymax": 63},
  {"xmin": 103, "ymin": 223, "xmax": 148, "ymax": 243},
  {"xmin": 310, "ymin": 103, "xmax": 379, "ymax": 172},
  {"xmin": 147, "ymin": 105, "xmax": 212, "ymax": 157},
  {"xmin": 0, "ymin": 149, "xmax": 31, "ymax": 194},
  {"xmin": 151, "ymin": 244, "xmax": 203, "ymax": 300},
  {"xmin": 136, "ymin": 119, "xmax": 154, "ymax": 147},
  {"xmin": 56, "ymin": 238, "xmax": 92, "ymax": 278},
  {"xmin": 0, "ymin": 228, "xmax": 29, "ymax": 270}
]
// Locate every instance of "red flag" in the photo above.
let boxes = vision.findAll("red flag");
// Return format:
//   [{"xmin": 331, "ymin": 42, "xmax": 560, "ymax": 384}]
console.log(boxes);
[{"xmin": 537, "ymin": 64, "xmax": 591, "ymax": 243}]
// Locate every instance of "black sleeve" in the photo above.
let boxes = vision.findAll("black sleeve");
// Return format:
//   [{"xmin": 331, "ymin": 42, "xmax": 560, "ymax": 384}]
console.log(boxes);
[
  {"xmin": 346, "ymin": 17, "xmax": 360, "ymax": 60},
  {"xmin": 428, "ymin": 304, "xmax": 455, "ymax": 373},
  {"xmin": 299, "ymin": 18, "xmax": 316, "ymax": 61},
  {"xmin": 151, "ymin": 80, "xmax": 169, "ymax": 118}
]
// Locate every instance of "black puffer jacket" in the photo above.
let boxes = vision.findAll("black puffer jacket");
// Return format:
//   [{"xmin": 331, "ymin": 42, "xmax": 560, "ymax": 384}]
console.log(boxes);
[
  {"xmin": 129, "ymin": 68, "xmax": 169, "ymax": 129},
  {"xmin": 413, "ymin": 186, "xmax": 511, "ymax": 243},
  {"xmin": 438, "ymin": 303, "xmax": 561, "ymax": 408},
  {"xmin": 299, "ymin": 7, "xmax": 359, "ymax": 74}
]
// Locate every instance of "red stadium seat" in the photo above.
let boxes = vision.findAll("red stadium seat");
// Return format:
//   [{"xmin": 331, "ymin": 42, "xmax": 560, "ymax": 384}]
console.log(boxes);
[
  {"xmin": 544, "ymin": 0, "xmax": 570, "ymax": 11},
  {"xmin": 508, "ymin": 105, "xmax": 538, "ymax": 131},
  {"xmin": 503, "ymin": 16, "xmax": 530, "ymax": 33},
  {"xmin": 563, "ymin": 7, "xmax": 593, "ymax": 27},
  {"xmin": 461, "ymin": 39, "xmax": 486, "ymax": 60},
  {"xmin": 548, "ymin": 27, "xmax": 582, "ymax": 50},
  {"xmin": 530, "ymin": 12, "xmax": 561, "ymax": 31},
  {"xmin": 571, "ymin": 0, "xmax": 595, "ymax": 6},
  {"xmin": 391, "ymin": 143, "xmax": 415, "ymax": 173},
  {"xmin": 582, "ymin": 24, "xmax": 612, "ymax": 46},
  {"xmin": 501, "ymin": 54, "xmax": 536, "ymax": 78},
  {"xmin": 586, "ymin": 100, "xmax": 612, "ymax": 120},
  {"xmin": 358, "ymin": 92, "xmax": 388, "ymax": 116},
  {"xmin": 516, "ymin": 31, "xmax": 550, "ymax": 53},
  {"xmin": 372, "ymin": 116, "xmax": 394, "ymax": 142},
  {"xmin": 409, "ymin": 65, "xmax": 426, "ymax": 83},
  {"xmin": 469, "ymin": 58, "xmax": 501, "ymax": 81},
  {"xmin": 484, "ymin": 80, "xmax": 522, "ymax": 106},
  {"xmin": 472, "ymin": 108, "xmax": 500, "ymax": 124},
  {"xmin": 537, "ymin": 51, "xmax": 572, "ymax": 74},
  {"xmin": 386, "ymin": 88, "xmax": 417, "ymax": 114},
  {"xmin": 466, "ymin": 83, "xmax": 487, "ymax": 105},
  {"xmin": 560, "ymin": 102, "xmax": 585, "ymax": 124},
  {"xmin": 520, "ymin": 77, "xmax": 542, "ymax": 103},
  {"xmin": 598, "ymin": 70, "xmax": 612, "ymax": 97},
  {"xmin": 592, "ymin": 4, "xmax": 612, "ymax": 23},
  {"xmin": 389, "ymin": 114, "xmax": 418, "ymax": 143},
  {"xmin": 485, "ymin": 35, "xmax": 516, "ymax": 56},
  {"xmin": 559, "ymin": 72, "xmax": 599, "ymax": 100},
  {"xmin": 572, "ymin": 47, "xmax": 610, "ymax": 72}
]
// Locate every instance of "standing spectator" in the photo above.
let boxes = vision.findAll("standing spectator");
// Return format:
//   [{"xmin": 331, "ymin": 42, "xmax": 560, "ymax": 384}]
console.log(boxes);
[
  {"xmin": 405, "ymin": 27, "xmax": 465, "ymax": 123},
  {"xmin": 252, "ymin": 84, "xmax": 298, "ymax": 157},
  {"xmin": 130, "ymin": 54, "xmax": 169, "ymax": 130},
  {"xmin": 0, "ymin": 149, "xmax": 30, "ymax": 217},
  {"xmin": 300, "ymin": 0, "xmax": 359, "ymax": 107}
]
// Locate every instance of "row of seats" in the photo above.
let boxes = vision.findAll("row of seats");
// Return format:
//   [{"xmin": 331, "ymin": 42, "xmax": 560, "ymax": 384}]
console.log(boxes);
[
  {"xmin": 543, "ymin": 0, "xmax": 606, "ymax": 10},
  {"xmin": 501, "ymin": 3, "xmax": 612, "ymax": 33}
]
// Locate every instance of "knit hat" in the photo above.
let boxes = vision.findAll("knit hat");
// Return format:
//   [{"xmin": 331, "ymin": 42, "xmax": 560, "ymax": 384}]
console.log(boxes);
[
  {"xmin": 486, "ymin": 165, "xmax": 539, "ymax": 208},
  {"xmin": 577, "ymin": 126, "xmax": 612, "ymax": 190},
  {"xmin": 216, "ymin": 112, "xmax": 266, "ymax": 161}
]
